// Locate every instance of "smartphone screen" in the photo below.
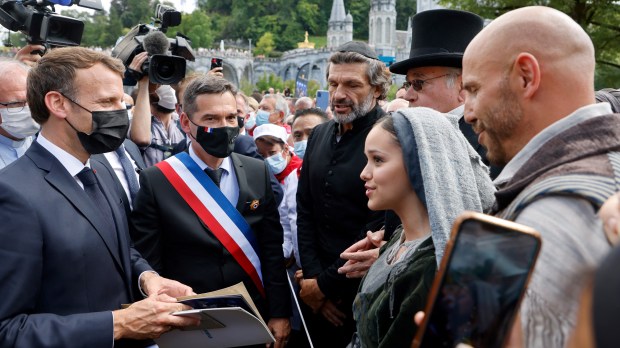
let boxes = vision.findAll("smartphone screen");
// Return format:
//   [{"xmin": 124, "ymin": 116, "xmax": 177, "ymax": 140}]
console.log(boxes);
[
  {"xmin": 316, "ymin": 90, "xmax": 329, "ymax": 112},
  {"xmin": 210, "ymin": 57, "xmax": 223, "ymax": 69},
  {"xmin": 415, "ymin": 214, "xmax": 541, "ymax": 348}
]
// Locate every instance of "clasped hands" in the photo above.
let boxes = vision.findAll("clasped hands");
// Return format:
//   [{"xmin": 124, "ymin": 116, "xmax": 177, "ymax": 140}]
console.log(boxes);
[{"xmin": 295, "ymin": 271, "xmax": 346, "ymax": 327}]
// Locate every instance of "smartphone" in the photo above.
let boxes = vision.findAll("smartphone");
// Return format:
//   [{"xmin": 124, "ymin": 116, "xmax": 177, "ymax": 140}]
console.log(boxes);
[
  {"xmin": 316, "ymin": 90, "xmax": 329, "ymax": 112},
  {"xmin": 412, "ymin": 211, "xmax": 541, "ymax": 348},
  {"xmin": 210, "ymin": 57, "xmax": 223, "ymax": 70}
]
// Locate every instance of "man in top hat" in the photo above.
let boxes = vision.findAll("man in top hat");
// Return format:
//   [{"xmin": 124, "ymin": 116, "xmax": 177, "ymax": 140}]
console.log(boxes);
[
  {"xmin": 389, "ymin": 9, "xmax": 500, "ymax": 176},
  {"xmin": 295, "ymin": 41, "xmax": 389, "ymax": 347}
]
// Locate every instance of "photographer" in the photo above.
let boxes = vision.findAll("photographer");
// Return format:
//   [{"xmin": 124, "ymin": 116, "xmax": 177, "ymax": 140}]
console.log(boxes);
[{"xmin": 128, "ymin": 52, "xmax": 185, "ymax": 167}]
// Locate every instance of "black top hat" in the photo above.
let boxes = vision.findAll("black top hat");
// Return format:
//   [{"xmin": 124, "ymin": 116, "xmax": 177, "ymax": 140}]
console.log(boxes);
[{"xmin": 390, "ymin": 9, "xmax": 484, "ymax": 75}]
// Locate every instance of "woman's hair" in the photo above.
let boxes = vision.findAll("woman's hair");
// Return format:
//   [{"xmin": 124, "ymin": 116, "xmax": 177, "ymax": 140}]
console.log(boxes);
[{"xmin": 375, "ymin": 115, "xmax": 400, "ymax": 146}]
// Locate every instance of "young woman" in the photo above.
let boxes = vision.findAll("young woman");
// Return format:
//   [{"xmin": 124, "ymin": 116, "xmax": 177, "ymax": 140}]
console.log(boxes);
[{"xmin": 351, "ymin": 107, "xmax": 496, "ymax": 348}]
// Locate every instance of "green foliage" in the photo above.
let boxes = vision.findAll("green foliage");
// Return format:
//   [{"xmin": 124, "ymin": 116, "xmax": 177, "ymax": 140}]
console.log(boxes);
[
  {"xmin": 256, "ymin": 73, "xmax": 284, "ymax": 92},
  {"xmin": 386, "ymin": 83, "xmax": 399, "ymax": 101},
  {"xmin": 172, "ymin": 10, "xmax": 214, "ymax": 48},
  {"xmin": 240, "ymin": 78, "xmax": 255, "ymax": 96},
  {"xmin": 439, "ymin": 0, "xmax": 620, "ymax": 86},
  {"xmin": 307, "ymin": 79, "xmax": 321, "ymax": 98},
  {"xmin": 395, "ymin": 0, "xmax": 417, "ymax": 30},
  {"xmin": 309, "ymin": 36, "xmax": 326, "ymax": 48},
  {"xmin": 254, "ymin": 32, "xmax": 275, "ymax": 56}
]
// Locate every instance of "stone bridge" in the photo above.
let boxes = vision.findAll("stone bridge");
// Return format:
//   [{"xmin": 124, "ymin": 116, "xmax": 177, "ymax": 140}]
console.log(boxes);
[{"xmin": 190, "ymin": 47, "xmax": 334, "ymax": 89}]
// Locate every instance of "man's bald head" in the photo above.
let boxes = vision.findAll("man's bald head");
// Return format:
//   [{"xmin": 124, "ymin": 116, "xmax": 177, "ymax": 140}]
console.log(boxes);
[
  {"xmin": 462, "ymin": 7, "xmax": 597, "ymax": 166},
  {"xmin": 465, "ymin": 6, "xmax": 594, "ymax": 100}
]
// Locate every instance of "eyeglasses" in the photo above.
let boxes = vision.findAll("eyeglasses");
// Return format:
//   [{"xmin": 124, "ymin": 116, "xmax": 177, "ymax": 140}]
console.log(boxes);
[
  {"xmin": 0, "ymin": 101, "xmax": 27, "ymax": 113},
  {"xmin": 404, "ymin": 74, "xmax": 451, "ymax": 92}
]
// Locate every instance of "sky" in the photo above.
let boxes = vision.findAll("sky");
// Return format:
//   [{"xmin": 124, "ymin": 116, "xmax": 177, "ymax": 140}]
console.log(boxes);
[{"xmin": 73, "ymin": 0, "xmax": 197, "ymax": 13}]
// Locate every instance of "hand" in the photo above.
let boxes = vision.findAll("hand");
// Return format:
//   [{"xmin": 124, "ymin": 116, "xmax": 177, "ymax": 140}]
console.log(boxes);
[
  {"xmin": 128, "ymin": 52, "xmax": 149, "ymax": 82},
  {"xmin": 339, "ymin": 230, "xmax": 385, "ymax": 278},
  {"xmin": 294, "ymin": 269, "xmax": 304, "ymax": 285},
  {"xmin": 208, "ymin": 67, "xmax": 224, "ymax": 77},
  {"xmin": 320, "ymin": 299, "xmax": 346, "ymax": 327},
  {"xmin": 140, "ymin": 271, "xmax": 196, "ymax": 298},
  {"xmin": 266, "ymin": 318, "xmax": 291, "ymax": 348},
  {"xmin": 599, "ymin": 192, "xmax": 620, "ymax": 245},
  {"xmin": 113, "ymin": 293, "xmax": 200, "ymax": 340},
  {"xmin": 14, "ymin": 44, "xmax": 45, "ymax": 66},
  {"xmin": 299, "ymin": 278, "xmax": 325, "ymax": 312}
]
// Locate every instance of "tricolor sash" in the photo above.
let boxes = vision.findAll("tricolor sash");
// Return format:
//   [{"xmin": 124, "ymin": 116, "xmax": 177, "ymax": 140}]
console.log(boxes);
[{"xmin": 156, "ymin": 152, "xmax": 265, "ymax": 297}]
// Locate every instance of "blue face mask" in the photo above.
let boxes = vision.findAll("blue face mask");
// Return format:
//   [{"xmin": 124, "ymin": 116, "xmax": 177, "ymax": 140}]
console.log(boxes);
[
  {"xmin": 266, "ymin": 151, "xmax": 287, "ymax": 174},
  {"xmin": 245, "ymin": 113, "xmax": 256, "ymax": 130},
  {"xmin": 294, "ymin": 140, "xmax": 307, "ymax": 159},
  {"xmin": 256, "ymin": 109, "xmax": 271, "ymax": 127}
]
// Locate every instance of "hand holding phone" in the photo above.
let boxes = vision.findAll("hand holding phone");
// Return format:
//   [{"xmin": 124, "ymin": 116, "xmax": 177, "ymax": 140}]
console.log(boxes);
[
  {"xmin": 210, "ymin": 57, "xmax": 223, "ymax": 70},
  {"xmin": 412, "ymin": 212, "xmax": 541, "ymax": 348}
]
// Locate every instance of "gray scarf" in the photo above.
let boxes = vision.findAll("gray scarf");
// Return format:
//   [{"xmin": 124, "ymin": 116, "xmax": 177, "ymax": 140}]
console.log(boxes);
[{"xmin": 392, "ymin": 107, "xmax": 496, "ymax": 265}]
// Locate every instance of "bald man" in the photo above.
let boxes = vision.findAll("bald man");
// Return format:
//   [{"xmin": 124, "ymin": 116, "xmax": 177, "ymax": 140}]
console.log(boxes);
[{"xmin": 463, "ymin": 7, "xmax": 619, "ymax": 346}]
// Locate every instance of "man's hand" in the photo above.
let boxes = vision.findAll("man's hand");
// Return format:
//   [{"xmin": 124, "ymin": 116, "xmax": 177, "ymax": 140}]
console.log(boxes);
[
  {"xmin": 113, "ymin": 293, "xmax": 200, "ymax": 340},
  {"xmin": 128, "ymin": 52, "xmax": 149, "ymax": 82},
  {"xmin": 320, "ymin": 299, "xmax": 346, "ymax": 327},
  {"xmin": 339, "ymin": 230, "xmax": 385, "ymax": 278},
  {"xmin": 207, "ymin": 67, "xmax": 224, "ymax": 77},
  {"xmin": 14, "ymin": 44, "xmax": 45, "ymax": 66},
  {"xmin": 140, "ymin": 271, "xmax": 195, "ymax": 298},
  {"xmin": 266, "ymin": 318, "xmax": 291, "ymax": 348},
  {"xmin": 299, "ymin": 278, "xmax": 325, "ymax": 312}
]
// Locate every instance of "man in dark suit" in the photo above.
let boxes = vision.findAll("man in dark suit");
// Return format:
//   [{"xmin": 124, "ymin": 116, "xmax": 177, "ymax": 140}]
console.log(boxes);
[
  {"xmin": 0, "ymin": 47, "xmax": 199, "ymax": 348},
  {"xmin": 130, "ymin": 75, "xmax": 292, "ymax": 348}
]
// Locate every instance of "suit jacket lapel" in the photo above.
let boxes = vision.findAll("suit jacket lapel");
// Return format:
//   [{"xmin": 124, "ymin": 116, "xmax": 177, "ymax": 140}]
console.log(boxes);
[
  {"xmin": 231, "ymin": 153, "xmax": 249, "ymax": 211},
  {"xmin": 27, "ymin": 143, "xmax": 125, "ymax": 272},
  {"xmin": 123, "ymin": 139, "xmax": 146, "ymax": 170}
]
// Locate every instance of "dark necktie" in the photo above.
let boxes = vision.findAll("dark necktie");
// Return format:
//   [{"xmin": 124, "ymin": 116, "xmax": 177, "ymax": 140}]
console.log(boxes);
[
  {"xmin": 114, "ymin": 145, "xmax": 140, "ymax": 201},
  {"xmin": 77, "ymin": 167, "xmax": 118, "ymax": 251},
  {"xmin": 204, "ymin": 167, "xmax": 224, "ymax": 188}
]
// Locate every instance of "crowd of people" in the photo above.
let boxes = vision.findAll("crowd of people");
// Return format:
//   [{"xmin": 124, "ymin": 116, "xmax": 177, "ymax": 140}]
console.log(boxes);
[{"xmin": 0, "ymin": 5, "xmax": 619, "ymax": 348}]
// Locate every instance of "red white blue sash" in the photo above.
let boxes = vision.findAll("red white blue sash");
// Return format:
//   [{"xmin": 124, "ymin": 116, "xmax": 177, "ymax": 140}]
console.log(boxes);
[{"xmin": 156, "ymin": 152, "xmax": 265, "ymax": 297}]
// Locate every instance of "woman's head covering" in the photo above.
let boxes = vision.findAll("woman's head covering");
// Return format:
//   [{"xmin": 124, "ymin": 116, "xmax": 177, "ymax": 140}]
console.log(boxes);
[{"xmin": 391, "ymin": 107, "xmax": 496, "ymax": 265}]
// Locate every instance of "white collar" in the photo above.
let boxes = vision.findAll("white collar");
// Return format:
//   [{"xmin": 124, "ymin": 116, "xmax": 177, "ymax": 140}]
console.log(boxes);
[{"xmin": 36, "ymin": 133, "xmax": 90, "ymax": 177}]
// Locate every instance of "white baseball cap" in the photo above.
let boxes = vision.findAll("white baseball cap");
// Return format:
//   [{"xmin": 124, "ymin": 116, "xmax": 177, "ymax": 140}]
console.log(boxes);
[{"xmin": 253, "ymin": 124, "xmax": 288, "ymax": 144}]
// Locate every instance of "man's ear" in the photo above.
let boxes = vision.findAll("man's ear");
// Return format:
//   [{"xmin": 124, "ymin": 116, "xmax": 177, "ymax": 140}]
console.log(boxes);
[
  {"xmin": 457, "ymin": 74, "xmax": 465, "ymax": 103},
  {"xmin": 44, "ymin": 91, "xmax": 69, "ymax": 120},
  {"xmin": 180, "ymin": 112, "xmax": 191, "ymax": 135},
  {"xmin": 513, "ymin": 53, "xmax": 540, "ymax": 99}
]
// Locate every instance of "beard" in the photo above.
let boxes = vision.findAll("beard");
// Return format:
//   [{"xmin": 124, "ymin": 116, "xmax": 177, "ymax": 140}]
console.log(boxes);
[
  {"xmin": 472, "ymin": 79, "xmax": 522, "ymax": 167},
  {"xmin": 331, "ymin": 92, "xmax": 375, "ymax": 124}
]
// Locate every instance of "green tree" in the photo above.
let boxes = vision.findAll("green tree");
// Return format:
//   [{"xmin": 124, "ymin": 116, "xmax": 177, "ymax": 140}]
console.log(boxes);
[
  {"xmin": 256, "ymin": 73, "xmax": 284, "ymax": 92},
  {"xmin": 255, "ymin": 32, "xmax": 275, "ymax": 56},
  {"xmin": 439, "ymin": 0, "xmax": 620, "ymax": 87},
  {"xmin": 173, "ymin": 10, "xmax": 214, "ymax": 48}
]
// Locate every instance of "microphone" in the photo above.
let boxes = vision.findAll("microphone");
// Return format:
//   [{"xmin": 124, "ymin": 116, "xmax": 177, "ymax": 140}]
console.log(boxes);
[{"xmin": 143, "ymin": 31, "xmax": 170, "ymax": 55}]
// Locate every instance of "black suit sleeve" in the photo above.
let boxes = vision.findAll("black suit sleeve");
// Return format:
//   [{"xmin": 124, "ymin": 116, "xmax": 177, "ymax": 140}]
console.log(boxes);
[{"xmin": 129, "ymin": 170, "xmax": 164, "ymax": 273}]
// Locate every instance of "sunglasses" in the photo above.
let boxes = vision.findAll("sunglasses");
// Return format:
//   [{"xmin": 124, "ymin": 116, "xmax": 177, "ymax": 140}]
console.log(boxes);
[{"xmin": 403, "ymin": 74, "xmax": 451, "ymax": 92}]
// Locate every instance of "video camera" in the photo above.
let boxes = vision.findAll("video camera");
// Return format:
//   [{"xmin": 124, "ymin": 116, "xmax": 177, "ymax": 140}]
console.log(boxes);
[
  {"xmin": 0, "ymin": 0, "xmax": 102, "ymax": 47},
  {"xmin": 112, "ymin": 4, "xmax": 195, "ymax": 86}
]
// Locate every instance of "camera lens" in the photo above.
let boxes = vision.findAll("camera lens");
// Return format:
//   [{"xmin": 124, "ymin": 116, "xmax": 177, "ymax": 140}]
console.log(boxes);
[{"xmin": 157, "ymin": 61, "xmax": 175, "ymax": 79}]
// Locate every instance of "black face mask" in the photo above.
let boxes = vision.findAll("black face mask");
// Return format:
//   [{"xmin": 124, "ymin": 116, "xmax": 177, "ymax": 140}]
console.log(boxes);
[
  {"xmin": 188, "ymin": 117, "xmax": 239, "ymax": 158},
  {"xmin": 237, "ymin": 115, "xmax": 245, "ymax": 129},
  {"xmin": 61, "ymin": 93, "xmax": 130, "ymax": 154}
]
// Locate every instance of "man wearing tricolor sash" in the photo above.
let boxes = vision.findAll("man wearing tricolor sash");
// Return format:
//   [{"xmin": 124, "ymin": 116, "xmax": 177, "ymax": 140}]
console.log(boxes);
[{"xmin": 130, "ymin": 76, "xmax": 292, "ymax": 347}]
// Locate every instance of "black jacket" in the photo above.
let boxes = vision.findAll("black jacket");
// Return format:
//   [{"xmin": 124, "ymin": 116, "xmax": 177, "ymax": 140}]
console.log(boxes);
[
  {"xmin": 297, "ymin": 105, "xmax": 386, "ymax": 301},
  {"xmin": 129, "ymin": 152, "xmax": 291, "ymax": 319}
]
